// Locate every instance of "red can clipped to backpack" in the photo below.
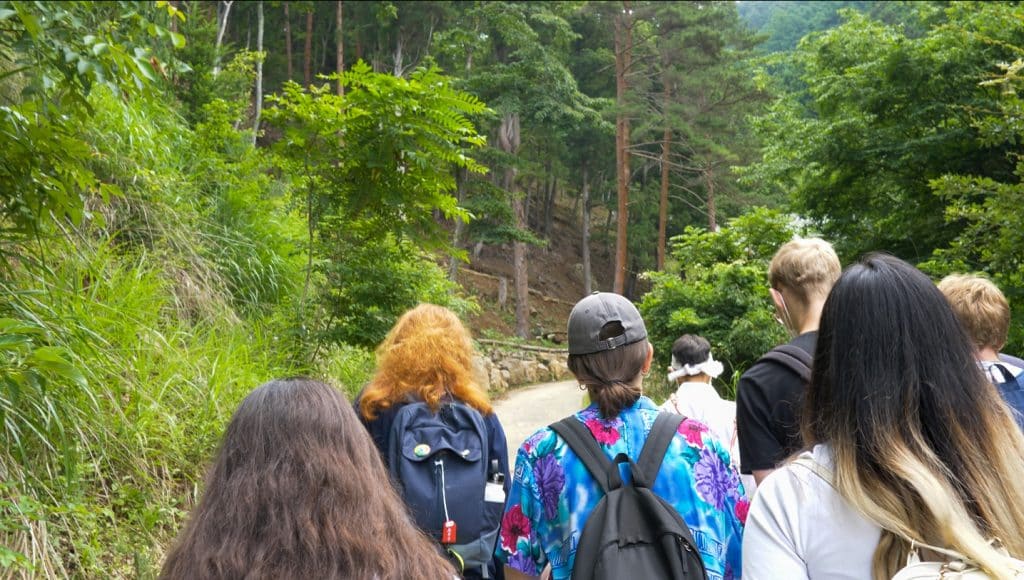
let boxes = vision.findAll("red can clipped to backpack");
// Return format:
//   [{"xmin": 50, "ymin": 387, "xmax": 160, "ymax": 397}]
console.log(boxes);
[{"xmin": 441, "ymin": 520, "xmax": 457, "ymax": 544}]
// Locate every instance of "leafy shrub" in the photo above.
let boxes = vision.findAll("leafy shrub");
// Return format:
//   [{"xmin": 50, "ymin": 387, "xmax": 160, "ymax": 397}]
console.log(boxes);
[
  {"xmin": 319, "ymin": 230, "xmax": 478, "ymax": 349},
  {"xmin": 639, "ymin": 208, "xmax": 799, "ymax": 400}
]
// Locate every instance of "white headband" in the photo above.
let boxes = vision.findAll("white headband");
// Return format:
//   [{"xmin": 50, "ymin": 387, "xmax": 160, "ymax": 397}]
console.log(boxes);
[{"xmin": 667, "ymin": 354, "xmax": 723, "ymax": 382}]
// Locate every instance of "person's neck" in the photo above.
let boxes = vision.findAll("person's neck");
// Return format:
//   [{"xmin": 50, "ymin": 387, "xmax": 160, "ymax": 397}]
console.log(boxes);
[
  {"xmin": 792, "ymin": 296, "xmax": 826, "ymax": 335},
  {"xmin": 676, "ymin": 375, "xmax": 711, "ymax": 385},
  {"xmin": 977, "ymin": 346, "xmax": 1001, "ymax": 362}
]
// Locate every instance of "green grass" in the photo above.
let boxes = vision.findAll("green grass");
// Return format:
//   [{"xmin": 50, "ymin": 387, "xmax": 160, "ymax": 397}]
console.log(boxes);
[{"xmin": 0, "ymin": 233, "xmax": 302, "ymax": 577}]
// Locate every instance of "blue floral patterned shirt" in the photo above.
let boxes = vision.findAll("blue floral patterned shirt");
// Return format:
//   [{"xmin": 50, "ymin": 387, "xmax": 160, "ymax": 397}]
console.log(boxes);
[{"xmin": 495, "ymin": 396, "xmax": 746, "ymax": 580}]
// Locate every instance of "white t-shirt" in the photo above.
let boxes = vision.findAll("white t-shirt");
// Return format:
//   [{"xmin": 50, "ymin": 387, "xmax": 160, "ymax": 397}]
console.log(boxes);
[
  {"xmin": 742, "ymin": 445, "xmax": 882, "ymax": 579},
  {"xmin": 659, "ymin": 381, "xmax": 756, "ymax": 496}
]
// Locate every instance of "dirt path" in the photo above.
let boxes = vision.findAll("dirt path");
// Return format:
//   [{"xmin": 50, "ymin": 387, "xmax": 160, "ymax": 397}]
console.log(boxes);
[{"xmin": 493, "ymin": 379, "xmax": 582, "ymax": 462}]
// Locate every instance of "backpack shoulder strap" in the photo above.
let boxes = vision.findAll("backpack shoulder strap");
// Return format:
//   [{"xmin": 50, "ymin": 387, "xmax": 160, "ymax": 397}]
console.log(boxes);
[
  {"xmin": 635, "ymin": 413, "xmax": 685, "ymax": 488},
  {"xmin": 991, "ymin": 363, "xmax": 1017, "ymax": 385},
  {"xmin": 760, "ymin": 344, "xmax": 813, "ymax": 383},
  {"xmin": 550, "ymin": 417, "xmax": 616, "ymax": 493}
]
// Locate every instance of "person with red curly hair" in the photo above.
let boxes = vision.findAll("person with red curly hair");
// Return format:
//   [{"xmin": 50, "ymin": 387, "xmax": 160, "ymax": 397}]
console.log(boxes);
[{"xmin": 357, "ymin": 303, "xmax": 511, "ymax": 580}]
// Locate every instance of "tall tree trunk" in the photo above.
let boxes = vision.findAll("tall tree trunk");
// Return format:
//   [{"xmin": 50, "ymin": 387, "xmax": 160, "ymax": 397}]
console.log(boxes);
[
  {"xmin": 613, "ymin": 1, "xmax": 632, "ymax": 294},
  {"xmin": 213, "ymin": 0, "xmax": 234, "ymax": 77},
  {"xmin": 543, "ymin": 162, "xmax": 556, "ymax": 240},
  {"xmin": 448, "ymin": 168, "xmax": 466, "ymax": 281},
  {"xmin": 342, "ymin": 1, "xmax": 350, "ymax": 96},
  {"xmin": 252, "ymin": 1, "xmax": 264, "ymax": 145},
  {"xmin": 500, "ymin": 113, "xmax": 528, "ymax": 339},
  {"xmin": 706, "ymin": 166, "xmax": 717, "ymax": 231},
  {"xmin": 303, "ymin": 8, "xmax": 313, "ymax": 87},
  {"xmin": 658, "ymin": 79, "xmax": 671, "ymax": 271},
  {"xmin": 283, "ymin": 2, "xmax": 294, "ymax": 81},
  {"xmin": 582, "ymin": 162, "xmax": 592, "ymax": 295}
]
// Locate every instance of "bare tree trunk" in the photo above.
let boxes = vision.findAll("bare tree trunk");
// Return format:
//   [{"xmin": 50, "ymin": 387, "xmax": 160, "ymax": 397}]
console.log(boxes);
[
  {"xmin": 448, "ymin": 168, "xmax": 466, "ymax": 281},
  {"xmin": 284, "ymin": 2, "xmax": 294, "ymax": 81},
  {"xmin": 213, "ymin": 0, "xmax": 234, "ymax": 77},
  {"xmin": 658, "ymin": 80, "xmax": 671, "ymax": 271},
  {"xmin": 393, "ymin": 37, "xmax": 404, "ymax": 77},
  {"xmin": 582, "ymin": 162, "xmax": 592, "ymax": 295},
  {"xmin": 543, "ymin": 164, "xmax": 556, "ymax": 240},
  {"xmin": 342, "ymin": 0, "xmax": 350, "ymax": 95},
  {"xmin": 252, "ymin": 1, "xmax": 264, "ymax": 145},
  {"xmin": 304, "ymin": 8, "xmax": 313, "ymax": 87},
  {"xmin": 500, "ymin": 113, "xmax": 528, "ymax": 339},
  {"xmin": 706, "ymin": 166, "xmax": 717, "ymax": 231},
  {"xmin": 613, "ymin": 1, "xmax": 632, "ymax": 295}
]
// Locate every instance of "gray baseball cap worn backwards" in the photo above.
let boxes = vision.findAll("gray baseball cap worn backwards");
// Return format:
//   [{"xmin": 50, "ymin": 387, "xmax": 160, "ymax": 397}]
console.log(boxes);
[{"xmin": 567, "ymin": 292, "xmax": 648, "ymax": 355}]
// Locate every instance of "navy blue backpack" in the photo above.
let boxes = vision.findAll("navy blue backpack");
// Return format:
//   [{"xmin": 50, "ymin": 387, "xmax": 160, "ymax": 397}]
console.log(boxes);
[
  {"xmin": 387, "ymin": 400, "xmax": 503, "ymax": 578},
  {"xmin": 993, "ymin": 364, "xmax": 1024, "ymax": 430}
]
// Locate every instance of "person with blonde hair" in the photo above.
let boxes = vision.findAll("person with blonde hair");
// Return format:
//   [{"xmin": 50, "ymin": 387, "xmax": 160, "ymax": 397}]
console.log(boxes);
[
  {"xmin": 743, "ymin": 254, "xmax": 1024, "ymax": 579},
  {"xmin": 736, "ymin": 237, "xmax": 841, "ymax": 484},
  {"xmin": 938, "ymin": 274, "xmax": 1023, "ymax": 378},
  {"xmin": 160, "ymin": 378, "xmax": 457, "ymax": 580},
  {"xmin": 357, "ymin": 303, "xmax": 510, "ymax": 579},
  {"xmin": 938, "ymin": 274, "xmax": 1024, "ymax": 429}
]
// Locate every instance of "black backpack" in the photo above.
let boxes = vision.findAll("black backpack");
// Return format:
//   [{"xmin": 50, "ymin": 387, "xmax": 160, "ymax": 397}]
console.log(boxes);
[
  {"xmin": 758, "ymin": 343, "xmax": 812, "ymax": 383},
  {"xmin": 549, "ymin": 413, "xmax": 708, "ymax": 580}
]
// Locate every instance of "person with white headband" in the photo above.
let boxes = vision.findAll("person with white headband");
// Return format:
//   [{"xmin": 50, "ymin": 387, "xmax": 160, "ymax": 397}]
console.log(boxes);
[{"xmin": 660, "ymin": 334, "xmax": 754, "ymax": 496}]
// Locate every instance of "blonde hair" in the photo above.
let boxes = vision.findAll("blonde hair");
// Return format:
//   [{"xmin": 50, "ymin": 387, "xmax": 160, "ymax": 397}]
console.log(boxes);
[
  {"xmin": 359, "ymin": 304, "xmax": 492, "ymax": 420},
  {"xmin": 937, "ymin": 274, "xmax": 1010, "ymax": 351},
  {"xmin": 805, "ymin": 255, "xmax": 1024, "ymax": 579},
  {"xmin": 768, "ymin": 237, "xmax": 841, "ymax": 303}
]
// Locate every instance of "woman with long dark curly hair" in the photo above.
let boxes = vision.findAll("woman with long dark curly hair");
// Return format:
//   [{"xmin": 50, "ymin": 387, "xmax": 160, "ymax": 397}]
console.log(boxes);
[
  {"xmin": 159, "ymin": 378, "xmax": 456, "ymax": 580},
  {"xmin": 357, "ymin": 303, "xmax": 510, "ymax": 580}
]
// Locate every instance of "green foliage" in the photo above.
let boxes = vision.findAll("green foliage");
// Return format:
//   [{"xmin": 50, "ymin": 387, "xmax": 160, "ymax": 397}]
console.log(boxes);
[
  {"xmin": 320, "ymin": 229, "xmax": 477, "ymax": 348},
  {"xmin": 314, "ymin": 344, "xmax": 376, "ymax": 400},
  {"xmin": 742, "ymin": 3, "xmax": 1024, "ymax": 262},
  {"xmin": 639, "ymin": 208, "xmax": 798, "ymax": 396},
  {"xmin": 266, "ymin": 61, "xmax": 486, "ymax": 247},
  {"xmin": 920, "ymin": 56, "xmax": 1024, "ymax": 349},
  {"xmin": 0, "ymin": 5, "xmax": 307, "ymax": 573},
  {"xmin": 265, "ymin": 60, "xmax": 487, "ymax": 354},
  {"xmin": 0, "ymin": 0, "xmax": 180, "ymax": 239}
]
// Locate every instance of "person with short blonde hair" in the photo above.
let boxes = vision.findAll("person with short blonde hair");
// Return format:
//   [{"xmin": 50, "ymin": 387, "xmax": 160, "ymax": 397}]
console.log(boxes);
[
  {"xmin": 737, "ymin": 237, "xmax": 841, "ymax": 485},
  {"xmin": 938, "ymin": 274, "xmax": 1010, "ymax": 355},
  {"xmin": 937, "ymin": 274, "xmax": 1024, "ymax": 425}
]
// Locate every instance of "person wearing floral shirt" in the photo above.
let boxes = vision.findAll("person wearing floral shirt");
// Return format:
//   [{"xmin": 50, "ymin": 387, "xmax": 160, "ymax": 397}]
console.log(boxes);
[{"xmin": 496, "ymin": 292, "xmax": 746, "ymax": 580}]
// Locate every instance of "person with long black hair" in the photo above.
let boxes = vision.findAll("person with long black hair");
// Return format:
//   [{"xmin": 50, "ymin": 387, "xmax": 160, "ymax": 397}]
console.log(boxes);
[{"xmin": 743, "ymin": 255, "xmax": 1024, "ymax": 579}]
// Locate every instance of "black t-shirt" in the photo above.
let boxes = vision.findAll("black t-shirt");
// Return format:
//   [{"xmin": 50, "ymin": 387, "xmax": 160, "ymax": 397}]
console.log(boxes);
[{"xmin": 735, "ymin": 331, "xmax": 817, "ymax": 474}]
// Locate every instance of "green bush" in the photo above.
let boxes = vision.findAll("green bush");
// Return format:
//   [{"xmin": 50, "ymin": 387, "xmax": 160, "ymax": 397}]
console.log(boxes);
[
  {"xmin": 639, "ymin": 208, "xmax": 800, "ymax": 400},
  {"xmin": 319, "ymin": 230, "xmax": 478, "ymax": 349}
]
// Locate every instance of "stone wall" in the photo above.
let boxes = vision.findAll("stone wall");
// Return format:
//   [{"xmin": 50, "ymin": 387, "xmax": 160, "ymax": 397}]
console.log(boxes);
[{"xmin": 474, "ymin": 340, "xmax": 573, "ymax": 395}]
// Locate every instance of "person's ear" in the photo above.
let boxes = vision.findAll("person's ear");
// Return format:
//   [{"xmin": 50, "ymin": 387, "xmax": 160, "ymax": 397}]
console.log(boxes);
[
  {"xmin": 643, "ymin": 342, "xmax": 654, "ymax": 374},
  {"xmin": 769, "ymin": 287, "xmax": 785, "ymax": 312}
]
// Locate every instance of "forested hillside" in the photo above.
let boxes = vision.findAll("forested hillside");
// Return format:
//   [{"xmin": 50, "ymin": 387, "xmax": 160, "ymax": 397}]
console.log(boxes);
[{"xmin": 0, "ymin": 1, "xmax": 1022, "ymax": 577}]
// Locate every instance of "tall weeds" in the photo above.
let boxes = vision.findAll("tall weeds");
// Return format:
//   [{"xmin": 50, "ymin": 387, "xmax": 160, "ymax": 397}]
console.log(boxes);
[{"xmin": 0, "ymin": 89, "xmax": 313, "ymax": 577}]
